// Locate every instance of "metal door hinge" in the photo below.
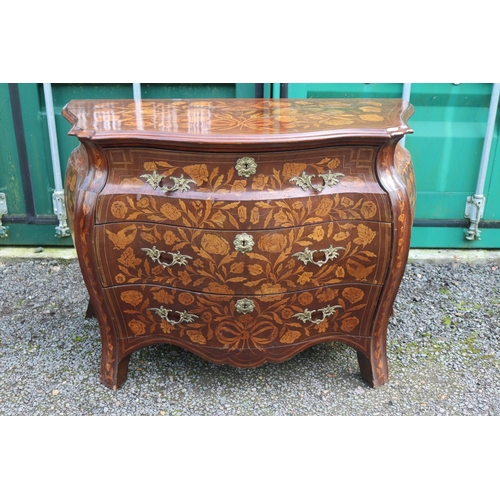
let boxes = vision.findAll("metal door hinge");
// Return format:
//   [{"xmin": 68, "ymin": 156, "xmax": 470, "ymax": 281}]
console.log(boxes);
[
  {"xmin": 464, "ymin": 194, "xmax": 486, "ymax": 241},
  {"xmin": 0, "ymin": 193, "xmax": 9, "ymax": 238},
  {"xmin": 52, "ymin": 190, "xmax": 70, "ymax": 238}
]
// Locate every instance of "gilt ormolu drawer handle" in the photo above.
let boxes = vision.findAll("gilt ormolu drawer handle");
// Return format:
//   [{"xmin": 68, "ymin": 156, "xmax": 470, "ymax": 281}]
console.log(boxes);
[
  {"xmin": 292, "ymin": 304, "xmax": 342, "ymax": 325},
  {"xmin": 141, "ymin": 246, "xmax": 192, "ymax": 268},
  {"xmin": 293, "ymin": 245, "xmax": 345, "ymax": 267},
  {"xmin": 149, "ymin": 306, "xmax": 199, "ymax": 325},
  {"xmin": 140, "ymin": 170, "xmax": 197, "ymax": 193},
  {"xmin": 289, "ymin": 170, "xmax": 345, "ymax": 192},
  {"xmin": 235, "ymin": 157, "xmax": 258, "ymax": 177}
]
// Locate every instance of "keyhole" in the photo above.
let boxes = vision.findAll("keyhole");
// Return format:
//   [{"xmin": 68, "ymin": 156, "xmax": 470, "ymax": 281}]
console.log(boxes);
[
  {"xmin": 312, "ymin": 310, "xmax": 324, "ymax": 323},
  {"xmin": 235, "ymin": 157, "xmax": 257, "ymax": 178},
  {"xmin": 234, "ymin": 233, "xmax": 254, "ymax": 253}
]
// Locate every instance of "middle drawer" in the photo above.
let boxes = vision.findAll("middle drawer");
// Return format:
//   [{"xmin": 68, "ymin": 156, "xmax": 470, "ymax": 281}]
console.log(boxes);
[{"xmin": 95, "ymin": 221, "xmax": 391, "ymax": 293}]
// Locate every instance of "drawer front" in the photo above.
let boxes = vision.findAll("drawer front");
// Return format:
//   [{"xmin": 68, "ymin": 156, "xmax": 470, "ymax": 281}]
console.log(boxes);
[
  {"xmin": 104, "ymin": 283, "xmax": 381, "ymax": 349},
  {"xmin": 96, "ymin": 146, "xmax": 391, "ymax": 227},
  {"xmin": 95, "ymin": 221, "xmax": 391, "ymax": 292}
]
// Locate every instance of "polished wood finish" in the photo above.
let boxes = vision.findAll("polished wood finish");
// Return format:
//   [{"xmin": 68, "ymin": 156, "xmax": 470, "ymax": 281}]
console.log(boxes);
[{"xmin": 63, "ymin": 99, "xmax": 415, "ymax": 389}]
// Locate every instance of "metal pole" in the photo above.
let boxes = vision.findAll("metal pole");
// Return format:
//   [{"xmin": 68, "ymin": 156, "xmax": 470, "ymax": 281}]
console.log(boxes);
[
  {"xmin": 43, "ymin": 83, "xmax": 63, "ymax": 192},
  {"xmin": 132, "ymin": 83, "xmax": 143, "ymax": 130},
  {"xmin": 132, "ymin": 83, "xmax": 142, "ymax": 101},
  {"xmin": 401, "ymin": 83, "xmax": 412, "ymax": 148},
  {"xmin": 464, "ymin": 83, "xmax": 500, "ymax": 241},
  {"xmin": 475, "ymin": 83, "xmax": 500, "ymax": 195},
  {"xmin": 43, "ymin": 83, "xmax": 70, "ymax": 238}
]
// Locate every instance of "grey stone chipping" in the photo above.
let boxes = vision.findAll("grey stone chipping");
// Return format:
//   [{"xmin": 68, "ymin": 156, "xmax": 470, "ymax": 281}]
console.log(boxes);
[{"xmin": 0, "ymin": 251, "xmax": 499, "ymax": 416}]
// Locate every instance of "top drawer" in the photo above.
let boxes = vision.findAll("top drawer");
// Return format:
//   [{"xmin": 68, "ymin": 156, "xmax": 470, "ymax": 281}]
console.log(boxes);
[{"xmin": 96, "ymin": 146, "xmax": 391, "ymax": 227}]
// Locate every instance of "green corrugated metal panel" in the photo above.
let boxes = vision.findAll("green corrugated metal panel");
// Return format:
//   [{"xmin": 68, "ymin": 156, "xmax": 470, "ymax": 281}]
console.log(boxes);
[
  {"xmin": 140, "ymin": 83, "xmax": 255, "ymax": 99},
  {"xmin": 411, "ymin": 227, "xmax": 500, "ymax": 249},
  {"xmin": 405, "ymin": 84, "xmax": 497, "ymax": 218},
  {"xmin": 18, "ymin": 84, "xmax": 56, "ymax": 217},
  {"xmin": 487, "ymin": 132, "xmax": 500, "ymax": 220},
  {"xmin": 287, "ymin": 83, "xmax": 500, "ymax": 248},
  {"xmin": 406, "ymin": 83, "xmax": 499, "ymax": 247},
  {"xmin": 0, "ymin": 224, "xmax": 70, "ymax": 246},
  {"xmin": 1, "ymin": 83, "xmax": 70, "ymax": 245},
  {"xmin": 0, "ymin": 83, "xmax": 257, "ymax": 246},
  {"xmin": 2, "ymin": 83, "xmax": 499, "ymax": 248},
  {"xmin": 286, "ymin": 83, "xmax": 404, "ymax": 99},
  {"xmin": 0, "ymin": 84, "xmax": 24, "ymax": 214}
]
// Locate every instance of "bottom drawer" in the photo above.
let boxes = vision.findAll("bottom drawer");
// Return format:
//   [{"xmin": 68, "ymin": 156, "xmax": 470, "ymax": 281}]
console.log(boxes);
[{"xmin": 105, "ymin": 284, "xmax": 381, "ymax": 355}]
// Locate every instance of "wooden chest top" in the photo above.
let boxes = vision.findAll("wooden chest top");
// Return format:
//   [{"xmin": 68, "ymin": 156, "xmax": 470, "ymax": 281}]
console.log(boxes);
[{"xmin": 62, "ymin": 98, "xmax": 413, "ymax": 149}]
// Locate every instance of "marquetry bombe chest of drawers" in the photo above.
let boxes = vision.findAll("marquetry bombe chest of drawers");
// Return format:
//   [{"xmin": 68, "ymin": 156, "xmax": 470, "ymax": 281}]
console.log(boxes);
[{"xmin": 63, "ymin": 98, "xmax": 415, "ymax": 389}]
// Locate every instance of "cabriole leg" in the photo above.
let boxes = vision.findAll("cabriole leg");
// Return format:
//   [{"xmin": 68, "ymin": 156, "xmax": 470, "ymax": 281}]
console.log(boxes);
[
  {"xmin": 100, "ymin": 353, "xmax": 131, "ymax": 390},
  {"xmin": 356, "ymin": 346, "xmax": 389, "ymax": 388},
  {"xmin": 85, "ymin": 298, "xmax": 96, "ymax": 319}
]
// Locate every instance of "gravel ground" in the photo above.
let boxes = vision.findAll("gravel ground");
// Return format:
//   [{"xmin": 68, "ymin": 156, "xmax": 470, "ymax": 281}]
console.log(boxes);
[{"xmin": 1, "ymin": 252, "xmax": 499, "ymax": 416}]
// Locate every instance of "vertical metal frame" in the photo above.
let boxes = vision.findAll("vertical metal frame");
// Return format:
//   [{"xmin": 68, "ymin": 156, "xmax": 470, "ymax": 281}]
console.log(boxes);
[
  {"xmin": 401, "ymin": 83, "xmax": 412, "ymax": 148},
  {"xmin": 43, "ymin": 83, "xmax": 70, "ymax": 237},
  {"xmin": 464, "ymin": 83, "xmax": 500, "ymax": 240}
]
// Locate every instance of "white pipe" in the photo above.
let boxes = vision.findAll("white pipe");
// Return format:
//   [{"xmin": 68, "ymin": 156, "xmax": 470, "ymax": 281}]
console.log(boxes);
[
  {"xmin": 402, "ymin": 83, "xmax": 412, "ymax": 102},
  {"xmin": 401, "ymin": 83, "xmax": 412, "ymax": 147},
  {"xmin": 43, "ymin": 83, "xmax": 63, "ymax": 192},
  {"xmin": 133, "ymin": 83, "xmax": 143, "ymax": 130},
  {"xmin": 475, "ymin": 83, "xmax": 500, "ymax": 196},
  {"xmin": 133, "ymin": 83, "xmax": 142, "ymax": 101},
  {"xmin": 43, "ymin": 83, "xmax": 70, "ymax": 237}
]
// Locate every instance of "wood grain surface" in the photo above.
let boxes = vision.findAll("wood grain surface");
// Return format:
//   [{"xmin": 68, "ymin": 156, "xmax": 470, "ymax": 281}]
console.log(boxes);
[{"xmin": 64, "ymin": 98, "xmax": 415, "ymax": 389}]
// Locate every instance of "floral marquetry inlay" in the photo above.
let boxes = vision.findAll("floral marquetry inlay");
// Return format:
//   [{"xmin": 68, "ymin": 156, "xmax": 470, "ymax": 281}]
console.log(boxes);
[
  {"xmin": 105, "ymin": 284, "xmax": 380, "ymax": 350},
  {"xmin": 95, "ymin": 221, "xmax": 391, "ymax": 293},
  {"xmin": 96, "ymin": 144, "xmax": 393, "ymax": 227},
  {"xmin": 63, "ymin": 98, "xmax": 415, "ymax": 389},
  {"xmin": 102, "ymin": 192, "xmax": 387, "ymax": 229}
]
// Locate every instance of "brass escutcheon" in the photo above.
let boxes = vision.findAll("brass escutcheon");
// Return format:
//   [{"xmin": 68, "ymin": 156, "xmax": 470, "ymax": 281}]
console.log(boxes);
[
  {"xmin": 235, "ymin": 157, "xmax": 258, "ymax": 178},
  {"xmin": 233, "ymin": 233, "xmax": 254, "ymax": 253},
  {"xmin": 235, "ymin": 298, "xmax": 255, "ymax": 314}
]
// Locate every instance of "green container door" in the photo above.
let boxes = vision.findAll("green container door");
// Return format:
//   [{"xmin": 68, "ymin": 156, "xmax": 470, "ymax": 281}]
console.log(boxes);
[
  {"xmin": 406, "ymin": 84, "xmax": 500, "ymax": 248},
  {"xmin": 287, "ymin": 83, "xmax": 500, "ymax": 248},
  {"xmin": 0, "ymin": 83, "xmax": 63, "ymax": 245},
  {"xmin": 2, "ymin": 83, "xmax": 499, "ymax": 248},
  {"xmin": 0, "ymin": 83, "xmax": 255, "ymax": 246}
]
